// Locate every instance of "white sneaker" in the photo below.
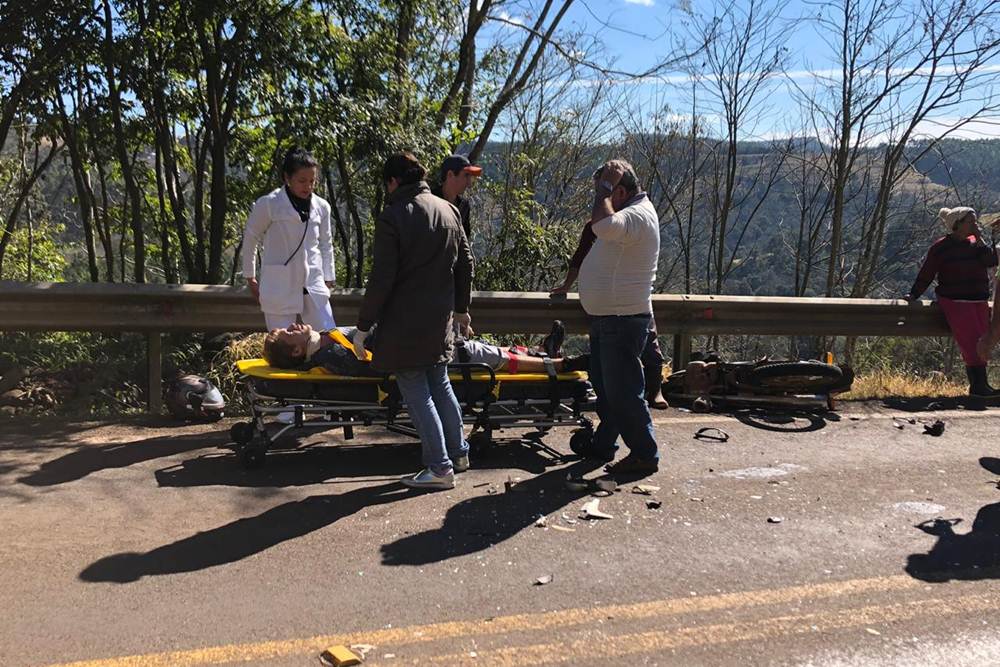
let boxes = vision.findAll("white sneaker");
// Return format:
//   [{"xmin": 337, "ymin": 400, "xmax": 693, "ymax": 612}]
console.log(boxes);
[{"xmin": 401, "ymin": 468, "xmax": 455, "ymax": 490}]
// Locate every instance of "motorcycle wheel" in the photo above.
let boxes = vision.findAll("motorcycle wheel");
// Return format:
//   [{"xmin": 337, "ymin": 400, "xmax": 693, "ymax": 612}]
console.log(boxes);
[{"xmin": 749, "ymin": 361, "xmax": 843, "ymax": 393}]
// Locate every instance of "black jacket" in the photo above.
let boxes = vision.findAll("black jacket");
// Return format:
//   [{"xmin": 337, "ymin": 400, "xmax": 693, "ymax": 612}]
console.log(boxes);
[
  {"xmin": 358, "ymin": 181, "xmax": 474, "ymax": 372},
  {"xmin": 432, "ymin": 185, "xmax": 472, "ymax": 240}
]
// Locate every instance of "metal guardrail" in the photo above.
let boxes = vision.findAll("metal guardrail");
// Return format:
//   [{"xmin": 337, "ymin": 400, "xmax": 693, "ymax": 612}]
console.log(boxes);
[{"xmin": 0, "ymin": 282, "xmax": 951, "ymax": 413}]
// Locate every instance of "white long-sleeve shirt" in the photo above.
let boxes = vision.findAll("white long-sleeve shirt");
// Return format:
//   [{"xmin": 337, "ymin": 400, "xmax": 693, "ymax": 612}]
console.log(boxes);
[
  {"xmin": 241, "ymin": 187, "xmax": 335, "ymax": 314},
  {"xmin": 578, "ymin": 194, "xmax": 659, "ymax": 316}
]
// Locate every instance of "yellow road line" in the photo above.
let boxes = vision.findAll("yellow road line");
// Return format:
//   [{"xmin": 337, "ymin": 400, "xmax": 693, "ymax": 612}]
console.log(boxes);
[
  {"xmin": 400, "ymin": 592, "xmax": 1000, "ymax": 666},
  {"xmin": 41, "ymin": 573, "xmax": 932, "ymax": 667}
]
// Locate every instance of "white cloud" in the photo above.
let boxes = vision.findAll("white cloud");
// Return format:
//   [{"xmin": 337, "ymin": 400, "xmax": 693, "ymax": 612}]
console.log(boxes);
[
  {"xmin": 624, "ymin": 0, "xmax": 655, "ymax": 5},
  {"xmin": 496, "ymin": 11, "xmax": 526, "ymax": 27},
  {"xmin": 863, "ymin": 116, "xmax": 1000, "ymax": 145}
]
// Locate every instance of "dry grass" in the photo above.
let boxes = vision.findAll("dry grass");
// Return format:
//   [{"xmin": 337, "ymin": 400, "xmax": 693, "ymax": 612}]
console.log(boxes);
[
  {"xmin": 209, "ymin": 333, "xmax": 266, "ymax": 414},
  {"xmin": 842, "ymin": 370, "xmax": 966, "ymax": 400}
]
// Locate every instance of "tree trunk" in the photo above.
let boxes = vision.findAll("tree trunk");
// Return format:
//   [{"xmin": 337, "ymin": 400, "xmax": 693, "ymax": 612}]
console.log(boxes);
[{"xmin": 101, "ymin": 0, "xmax": 146, "ymax": 283}]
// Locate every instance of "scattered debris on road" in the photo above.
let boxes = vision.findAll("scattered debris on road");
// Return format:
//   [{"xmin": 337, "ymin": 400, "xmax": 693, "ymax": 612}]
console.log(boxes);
[
  {"xmin": 632, "ymin": 484, "xmax": 660, "ymax": 495},
  {"xmin": 534, "ymin": 515, "xmax": 547, "ymax": 528},
  {"xmin": 580, "ymin": 498, "xmax": 613, "ymax": 520},
  {"xmin": 320, "ymin": 645, "xmax": 362, "ymax": 666},
  {"xmin": 551, "ymin": 524, "xmax": 576, "ymax": 532},
  {"xmin": 594, "ymin": 478, "xmax": 618, "ymax": 493},
  {"xmin": 534, "ymin": 574, "xmax": 553, "ymax": 586},
  {"xmin": 646, "ymin": 499, "xmax": 663, "ymax": 510},
  {"xmin": 767, "ymin": 516, "xmax": 784, "ymax": 524},
  {"xmin": 923, "ymin": 419, "xmax": 945, "ymax": 436},
  {"xmin": 694, "ymin": 427, "xmax": 730, "ymax": 442},
  {"xmin": 350, "ymin": 644, "xmax": 375, "ymax": 659}
]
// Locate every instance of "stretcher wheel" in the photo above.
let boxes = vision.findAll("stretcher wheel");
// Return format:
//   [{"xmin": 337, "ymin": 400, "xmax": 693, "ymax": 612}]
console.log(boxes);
[
  {"xmin": 230, "ymin": 421, "xmax": 255, "ymax": 445},
  {"xmin": 239, "ymin": 445, "xmax": 266, "ymax": 469},
  {"xmin": 468, "ymin": 431, "xmax": 494, "ymax": 457},
  {"xmin": 569, "ymin": 428, "xmax": 594, "ymax": 457}
]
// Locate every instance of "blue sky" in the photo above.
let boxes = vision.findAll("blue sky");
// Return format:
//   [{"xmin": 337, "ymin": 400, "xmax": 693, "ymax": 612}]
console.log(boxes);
[{"xmin": 488, "ymin": 0, "xmax": 1000, "ymax": 142}]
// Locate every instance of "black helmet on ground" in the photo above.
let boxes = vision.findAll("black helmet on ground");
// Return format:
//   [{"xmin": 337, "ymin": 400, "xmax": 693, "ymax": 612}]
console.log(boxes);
[{"xmin": 166, "ymin": 375, "xmax": 225, "ymax": 421}]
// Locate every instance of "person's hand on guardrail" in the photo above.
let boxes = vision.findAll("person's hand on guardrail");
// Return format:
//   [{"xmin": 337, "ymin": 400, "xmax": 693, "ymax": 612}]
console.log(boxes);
[
  {"xmin": 549, "ymin": 281, "xmax": 570, "ymax": 298},
  {"xmin": 454, "ymin": 311, "xmax": 473, "ymax": 338},
  {"xmin": 352, "ymin": 328, "xmax": 370, "ymax": 361},
  {"xmin": 246, "ymin": 277, "xmax": 260, "ymax": 302}
]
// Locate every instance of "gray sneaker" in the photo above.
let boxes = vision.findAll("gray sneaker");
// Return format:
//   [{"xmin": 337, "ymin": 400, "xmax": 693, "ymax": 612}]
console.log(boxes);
[
  {"xmin": 401, "ymin": 468, "xmax": 455, "ymax": 490},
  {"xmin": 452, "ymin": 455, "xmax": 470, "ymax": 473}
]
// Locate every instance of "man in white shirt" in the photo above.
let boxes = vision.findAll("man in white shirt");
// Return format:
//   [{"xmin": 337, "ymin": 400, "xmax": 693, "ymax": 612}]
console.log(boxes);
[{"xmin": 577, "ymin": 159, "xmax": 660, "ymax": 476}]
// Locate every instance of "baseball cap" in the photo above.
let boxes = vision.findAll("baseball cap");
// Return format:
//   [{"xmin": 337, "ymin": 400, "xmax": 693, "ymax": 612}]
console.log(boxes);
[{"xmin": 440, "ymin": 154, "xmax": 483, "ymax": 178}]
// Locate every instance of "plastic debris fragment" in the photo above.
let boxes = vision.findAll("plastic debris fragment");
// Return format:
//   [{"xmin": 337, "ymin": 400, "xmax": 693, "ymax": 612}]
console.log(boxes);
[
  {"xmin": 923, "ymin": 419, "xmax": 945, "ymax": 436},
  {"xmin": 580, "ymin": 498, "xmax": 613, "ymax": 520},
  {"xmin": 694, "ymin": 427, "xmax": 729, "ymax": 442}
]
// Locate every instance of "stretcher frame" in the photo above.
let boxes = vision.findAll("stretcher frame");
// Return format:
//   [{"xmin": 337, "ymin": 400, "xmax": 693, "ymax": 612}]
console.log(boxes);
[{"xmin": 230, "ymin": 359, "xmax": 595, "ymax": 468}]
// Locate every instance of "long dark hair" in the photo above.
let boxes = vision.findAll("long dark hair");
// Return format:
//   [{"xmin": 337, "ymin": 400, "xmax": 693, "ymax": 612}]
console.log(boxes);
[
  {"xmin": 382, "ymin": 151, "xmax": 427, "ymax": 187},
  {"xmin": 281, "ymin": 146, "xmax": 319, "ymax": 178}
]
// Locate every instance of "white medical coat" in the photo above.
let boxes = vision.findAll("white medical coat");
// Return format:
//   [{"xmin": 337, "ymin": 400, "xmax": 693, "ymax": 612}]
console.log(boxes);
[{"xmin": 241, "ymin": 187, "xmax": 336, "ymax": 315}]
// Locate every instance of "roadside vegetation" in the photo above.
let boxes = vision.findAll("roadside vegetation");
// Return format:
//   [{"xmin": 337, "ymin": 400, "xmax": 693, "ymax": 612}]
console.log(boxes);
[{"xmin": 3, "ymin": 0, "xmax": 1000, "ymax": 413}]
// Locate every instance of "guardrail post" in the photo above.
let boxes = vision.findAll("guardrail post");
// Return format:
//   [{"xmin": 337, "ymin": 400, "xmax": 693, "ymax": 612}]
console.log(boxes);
[
  {"xmin": 147, "ymin": 332, "xmax": 162, "ymax": 414},
  {"xmin": 671, "ymin": 334, "xmax": 691, "ymax": 372}
]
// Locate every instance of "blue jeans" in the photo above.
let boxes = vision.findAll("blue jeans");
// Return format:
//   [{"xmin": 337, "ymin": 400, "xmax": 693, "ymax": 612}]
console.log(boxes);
[
  {"xmin": 395, "ymin": 364, "xmax": 469, "ymax": 474},
  {"xmin": 589, "ymin": 313, "xmax": 659, "ymax": 461}
]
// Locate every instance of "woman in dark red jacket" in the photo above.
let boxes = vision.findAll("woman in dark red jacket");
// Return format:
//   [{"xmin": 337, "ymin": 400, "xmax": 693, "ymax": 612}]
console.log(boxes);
[{"xmin": 906, "ymin": 207, "xmax": 998, "ymax": 396}]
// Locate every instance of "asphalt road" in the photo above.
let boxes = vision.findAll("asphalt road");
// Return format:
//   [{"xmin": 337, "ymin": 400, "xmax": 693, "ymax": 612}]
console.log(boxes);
[{"xmin": 1, "ymin": 403, "xmax": 999, "ymax": 667}]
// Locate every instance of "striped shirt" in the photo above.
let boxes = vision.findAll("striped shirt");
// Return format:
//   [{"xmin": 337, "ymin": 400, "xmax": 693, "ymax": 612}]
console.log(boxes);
[{"xmin": 908, "ymin": 235, "xmax": 998, "ymax": 302}]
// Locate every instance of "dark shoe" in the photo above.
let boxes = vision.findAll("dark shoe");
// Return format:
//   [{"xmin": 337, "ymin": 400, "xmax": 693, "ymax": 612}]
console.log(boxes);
[
  {"xmin": 562, "ymin": 354, "xmax": 590, "ymax": 373},
  {"xmin": 966, "ymin": 366, "xmax": 1000, "ymax": 397},
  {"xmin": 605, "ymin": 453, "xmax": 659, "ymax": 476},
  {"xmin": 541, "ymin": 320, "xmax": 565, "ymax": 358}
]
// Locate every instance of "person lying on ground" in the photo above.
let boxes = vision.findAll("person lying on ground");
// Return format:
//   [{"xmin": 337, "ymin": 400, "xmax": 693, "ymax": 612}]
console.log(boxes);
[{"xmin": 261, "ymin": 323, "xmax": 589, "ymax": 376}]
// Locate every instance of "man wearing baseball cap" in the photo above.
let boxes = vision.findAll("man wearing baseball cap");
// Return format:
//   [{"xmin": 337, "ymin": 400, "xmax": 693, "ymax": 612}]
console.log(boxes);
[{"xmin": 433, "ymin": 154, "xmax": 482, "ymax": 241}]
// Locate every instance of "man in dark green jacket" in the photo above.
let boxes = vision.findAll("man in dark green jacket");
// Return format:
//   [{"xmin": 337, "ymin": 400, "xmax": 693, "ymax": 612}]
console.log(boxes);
[{"xmin": 353, "ymin": 152, "xmax": 474, "ymax": 490}]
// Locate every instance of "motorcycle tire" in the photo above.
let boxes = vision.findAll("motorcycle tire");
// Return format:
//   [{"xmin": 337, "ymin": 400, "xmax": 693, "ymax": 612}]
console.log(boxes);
[{"xmin": 749, "ymin": 361, "xmax": 843, "ymax": 393}]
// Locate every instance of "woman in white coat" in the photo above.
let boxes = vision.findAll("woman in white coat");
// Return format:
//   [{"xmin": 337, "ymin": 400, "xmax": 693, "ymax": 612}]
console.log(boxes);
[{"xmin": 242, "ymin": 147, "xmax": 337, "ymax": 331}]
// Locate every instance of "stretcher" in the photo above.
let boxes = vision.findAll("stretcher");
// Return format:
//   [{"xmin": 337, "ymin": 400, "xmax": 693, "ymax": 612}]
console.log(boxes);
[{"xmin": 229, "ymin": 358, "xmax": 596, "ymax": 468}]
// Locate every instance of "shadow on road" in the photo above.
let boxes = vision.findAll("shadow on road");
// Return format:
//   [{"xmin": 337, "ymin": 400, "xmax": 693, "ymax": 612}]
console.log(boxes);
[
  {"xmin": 734, "ymin": 410, "xmax": 830, "ymax": 434},
  {"xmin": 18, "ymin": 428, "xmax": 231, "ymax": 486},
  {"xmin": 905, "ymin": 457, "xmax": 1000, "ymax": 582},
  {"xmin": 79, "ymin": 482, "xmax": 414, "ymax": 583},
  {"xmin": 155, "ymin": 441, "xmax": 420, "ymax": 487},
  {"xmin": 881, "ymin": 396, "xmax": 997, "ymax": 412},
  {"xmin": 380, "ymin": 459, "xmax": 603, "ymax": 567},
  {"xmin": 155, "ymin": 434, "xmax": 561, "ymax": 488}
]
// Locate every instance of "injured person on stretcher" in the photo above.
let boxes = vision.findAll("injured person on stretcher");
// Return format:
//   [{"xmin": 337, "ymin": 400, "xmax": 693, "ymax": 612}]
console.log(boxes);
[{"xmin": 261, "ymin": 322, "xmax": 590, "ymax": 376}]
